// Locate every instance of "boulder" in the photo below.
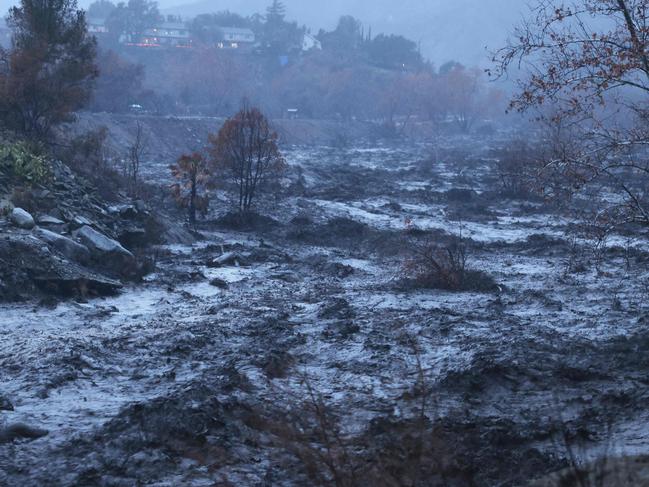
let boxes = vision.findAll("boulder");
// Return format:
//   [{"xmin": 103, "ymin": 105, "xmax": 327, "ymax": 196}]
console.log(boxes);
[
  {"xmin": 10, "ymin": 208, "xmax": 35, "ymax": 230},
  {"xmin": 208, "ymin": 251, "xmax": 246, "ymax": 268},
  {"xmin": 117, "ymin": 226, "xmax": 148, "ymax": 248},
  {"xmin": 0, "ymin": 423, "xmax": 48, "ymax": 444},
  {"xmin": 0, "ymin": 234, "xmax": 122, "ymax": 300},
  {"xmin": 36, "ymin": 228, "xmax": 90, "ymax": 264},
  {"xmin": 445, "ymin": 188, "xmax": 476, "ymax": 203},
  {"xmin": 209, "ymin": 277, "xmax": 229, "ymax": 289},
  {"xmin": 109, "ymin": 204, "xmax": 138, "ymax": 219},
  {"xmin": 72, "ymin": 215, "xmax": 93, "ymax": 227},
  {"xmin": 163, "ymin": 224, "xmax": 195, "ymax": 245},
  {"xmin": 36, "ymin": 215, "xmax": 65, "ymax": 226},
  {"xmin": 76, "ymin": 226, "xmax": 133, "ymax": 258},
  {"xmin": 0, "ymin": 395, "xmax": 13, "ymax": 411},
  {"xmin": 76, "ymin": 226, "xmax": 135, "ymax": 276}
]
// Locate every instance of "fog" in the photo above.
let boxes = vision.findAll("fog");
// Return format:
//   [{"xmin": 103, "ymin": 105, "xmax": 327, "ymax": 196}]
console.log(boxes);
[
  {"xmin": 2, "ymin": 0, "xmax": 525, "ymax": 65},
  {"xmin": 7, "ymin": 0, "xmax": 649, "ymax": 485},
  {"xmin": 164, "ymin": 0, "xmax": 524, "ymax": 65}
]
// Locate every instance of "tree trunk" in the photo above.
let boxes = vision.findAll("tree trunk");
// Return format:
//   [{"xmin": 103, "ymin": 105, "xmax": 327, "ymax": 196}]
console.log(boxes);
[{"xmin": 189, "ymin": 178, "xmax": 197, "ymax": 225}]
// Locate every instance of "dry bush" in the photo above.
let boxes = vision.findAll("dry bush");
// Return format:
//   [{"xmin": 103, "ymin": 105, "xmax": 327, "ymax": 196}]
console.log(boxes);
[
  {"xmin": 531, "ymin": 421, "xmax": 642, "ymax": 487},
  {"xmin": 59, "ymin": 127, "xmax": 162, "ymax": 203},
  {"xmin": 402, "ymin": 235, "xmax": 497, "ymax": 292},
  {"xmin": 494, "ymin": 140, "xmax": 545, "ymax": 199},
  {"xmin": 9, "ymin": 186, "xmax": 38, "ymax": 213},
  {"xmin": 269, "ymin": 378, "xmax": 359, "ymax": 487},
  {"xmin": 57, "ymin": 127, "xmax": 128, "ymax": 201},
  {"xmin": 65, "ymin": 127, "xmax": 110, "ymax": 172},
  {"xmin": 257, "ymin": 339, "xmax": 479, "ymax": 487}
]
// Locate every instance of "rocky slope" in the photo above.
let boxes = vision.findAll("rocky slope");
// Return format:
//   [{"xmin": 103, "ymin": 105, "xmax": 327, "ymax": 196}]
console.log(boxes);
[{"xmin": 0, "ymin": 156, "xmax": 189, "ymax": 302}]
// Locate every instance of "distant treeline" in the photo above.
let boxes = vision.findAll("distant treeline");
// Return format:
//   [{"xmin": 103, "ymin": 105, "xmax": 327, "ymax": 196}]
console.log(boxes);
[{"xmin": 86, "ymin": 1, "xmax": 505, "ymax": 128}]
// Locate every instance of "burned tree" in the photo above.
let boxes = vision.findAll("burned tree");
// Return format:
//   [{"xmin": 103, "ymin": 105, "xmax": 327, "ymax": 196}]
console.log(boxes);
[
  {"xmin": 493, "ymin": 0, "xmax": 649, "ymax": 230},
  {"xmin": 208, "ymin": 106, "xmax": 285, "ymax": 213},
  {"xmin": 0, "ymin": 0, "xmax": 98, "ymax": 139},
  {"xmin": 170, "ymin": 152, "xmax": 211, "ymax": 224},
  {"xmin": 127, "ymin": 121, "xmax": 147, "ymax": 196}
]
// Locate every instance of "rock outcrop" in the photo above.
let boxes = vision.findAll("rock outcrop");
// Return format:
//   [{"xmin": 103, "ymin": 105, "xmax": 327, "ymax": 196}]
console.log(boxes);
[
  {"xmin": 0, "ymin": 234, "xmax": 122, "ymax": 300},
  {"xmin": 0, "ymin": 423, "xmax": 48, "ymax": 444},
  {"xmin": 76, "ymin": 225, "xmax": 133, "ymax": 259},
  {"xmin": 0, "ymin": 150, "xmax": 189, "ymax": 302},
  {"xmin": 36, "ymin": 228, "xmax": 90, "ymax": 264},
  {"xmin": 75, "ymin": 226, "xmax": 135, "ymax": 276},
  {"xmin": 9, "ymin": 208, "xmax": 35, "ymax": 230}
]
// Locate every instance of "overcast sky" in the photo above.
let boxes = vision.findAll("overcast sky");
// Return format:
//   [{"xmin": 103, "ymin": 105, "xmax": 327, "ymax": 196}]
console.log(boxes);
[{"xmin": 1, "ymin": 0, "xmax": 526, "ymax": 65}]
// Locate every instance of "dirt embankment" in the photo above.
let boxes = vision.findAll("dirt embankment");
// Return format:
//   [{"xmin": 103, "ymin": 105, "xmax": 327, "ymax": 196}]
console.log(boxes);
[
  {"xmin": 70, "ymin": 114, "xmax": 374, "ymax": 161},
  {"xmin": 69, "ymin": 113, "xmax": 467, "ymax": 164}
]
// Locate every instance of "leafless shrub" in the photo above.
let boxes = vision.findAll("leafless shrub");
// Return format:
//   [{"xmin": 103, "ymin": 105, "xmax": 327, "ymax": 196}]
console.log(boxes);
[
  {"xmin": 561, "ymin": 233, "xmax": 590, "ymax": 277},
  {"xmin": 126, "ymin": 121, "xmax": 148, "ymax": 197},
  {"xmin": 328, "ymin": 126, "xmax": 351, "ymax": 149},
  {"xmin": 531, "ymin": 420, "xmax": 641, "ymax": 487},
  {"xmin": 258, "ymin": 374, "xmax": 358, "ymax": 486},
  {"xmin": 402, "ymin": 233, "xmax": 498, "ymax": 292},
  {"xmin": 65, "ymin": 126, "xmax": 110, "ymax": 172},
  {"xmin": 494, "ymin": 140, "xmax": 545, "ymax": 199},
  {"xmin": 256, "ymin": 338, "xmax": 479, "ymax": 487},
  {"xmin": 9, "ymin": 186, "xmax": 37, "ymax": 214},
  {"xmin": 56, "ymin": 127, "xmax": 130, "ymax": 201}
]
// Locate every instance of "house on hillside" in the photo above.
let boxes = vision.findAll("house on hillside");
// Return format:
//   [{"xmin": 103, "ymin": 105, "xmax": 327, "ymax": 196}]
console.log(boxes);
[
  {"xmin": 136, "ymin": 22, "xmax": 192, "ymax": 48},
  {"xmin": 302, "ymin": 33, "xmax": 322, "ymax": 52},
  {"xmin": 216, "ymin": 27, "xmax": 255, "ymax": 49},
  {"xmin": 88, "ymin": 18, "xmax": 108, "ymax": 36}
]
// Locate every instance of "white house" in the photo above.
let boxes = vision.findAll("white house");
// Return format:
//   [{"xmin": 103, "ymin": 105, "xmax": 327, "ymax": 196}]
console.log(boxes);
[
  {"xmin": 217, "ymin": 27, "xmax": 255, "ymax": 49},
  {"xmin": 137, "ymin": 22, "xmax": 192, "ymax": 48},
  {"xmin": 302, "ymin": 33, "xmax": 322, "ymax": 52},
  {"xmin": 88, "ymin": 18, "xmax": 108, "ymax": 35}
]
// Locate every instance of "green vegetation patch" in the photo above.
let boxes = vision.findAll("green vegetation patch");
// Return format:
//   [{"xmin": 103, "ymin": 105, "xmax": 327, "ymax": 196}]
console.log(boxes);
[{"xmin": 0, "ymin": 142, "xmax": 51, "ymax": 185}]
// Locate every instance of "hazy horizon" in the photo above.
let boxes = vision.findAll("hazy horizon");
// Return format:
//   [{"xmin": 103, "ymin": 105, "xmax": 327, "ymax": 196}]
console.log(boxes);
[{"xmin": 2, "ymin": 0, "xmax": 525, "ymax": 65}]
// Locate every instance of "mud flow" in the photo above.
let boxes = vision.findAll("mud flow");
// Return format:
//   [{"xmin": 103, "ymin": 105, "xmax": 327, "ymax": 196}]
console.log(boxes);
[{"xmin": 2, "ymin": 136, "xmax": 649, "ymax": 486}]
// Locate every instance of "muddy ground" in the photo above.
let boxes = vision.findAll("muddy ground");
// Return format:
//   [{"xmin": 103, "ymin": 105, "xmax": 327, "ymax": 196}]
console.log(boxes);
[{"xmin": 2, "ymin": 130, "xmax": 649, "ymax": 486}]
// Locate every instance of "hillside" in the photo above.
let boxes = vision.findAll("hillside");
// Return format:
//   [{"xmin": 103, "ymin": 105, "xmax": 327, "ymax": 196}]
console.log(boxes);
[{"xmin": 163, "ymin": 0, "xmax": 524, "ymax": 65}]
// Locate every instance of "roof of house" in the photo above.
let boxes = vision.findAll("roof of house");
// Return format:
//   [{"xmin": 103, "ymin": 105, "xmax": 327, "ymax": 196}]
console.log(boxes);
[
  {"xmin": 88, "ymin": 17, "xmax": 106, "ymax": 26},
  {"xmin": 156, "ymin": 22, "xmax": 188, "ymax": 31},
  {"xmin": 220, "ymin": 27, "xmax": 254, "ymax": 36}
]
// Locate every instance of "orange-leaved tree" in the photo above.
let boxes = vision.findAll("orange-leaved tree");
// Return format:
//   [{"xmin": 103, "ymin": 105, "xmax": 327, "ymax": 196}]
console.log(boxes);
[
  {"xmin": 170, "ymin": 152, "xmax": 211, "ymax": 224},
  {"xmin": 493, "ymin": 0, "xmax": 649, "ymax": 229},
  {"xmin": 208, "ymin": 105, "xmax": 285, "ymax": 213}
]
